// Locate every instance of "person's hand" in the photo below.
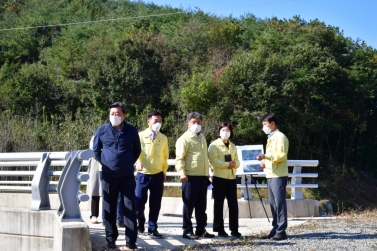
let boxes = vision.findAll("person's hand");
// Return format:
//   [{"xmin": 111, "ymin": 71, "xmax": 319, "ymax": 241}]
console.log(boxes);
[
  {"xmin": 256, "ymin": 154, "xmax": 265, "ymax": 161},
  {"xmin": 261, "ymin": 161, "xmax": 265, "ymax": 169},
  {"xmin": 164, "ymin": 174, "xmax": 167, "ymax": 182},
  {"xmin": 180, "ymin": 174, "xmax": 188, "ymax": 182},
  {"xmin": 136, "ymin": 163, "xmax": 143, "ymax": 171},
  {"xmin": 228, "ymin": 161, "xmax": 236, "ymax": 169}
]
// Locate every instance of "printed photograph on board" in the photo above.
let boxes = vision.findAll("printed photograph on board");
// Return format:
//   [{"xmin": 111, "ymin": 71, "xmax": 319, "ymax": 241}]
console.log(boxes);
[{"xmin": 236, "ymin": 145, "xmax": 264, "ymax": 175}]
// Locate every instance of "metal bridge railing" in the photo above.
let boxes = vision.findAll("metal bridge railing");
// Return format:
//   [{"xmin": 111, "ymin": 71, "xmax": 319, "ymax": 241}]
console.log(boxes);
[{"xmin": 0, "ymin": 150, "xmax": 92, "ymax": 222}]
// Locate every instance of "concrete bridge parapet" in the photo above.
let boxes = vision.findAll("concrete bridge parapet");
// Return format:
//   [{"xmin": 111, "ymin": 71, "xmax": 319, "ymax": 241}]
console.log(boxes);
[{"xmin": 0, "ymin": 194, "xmax": 91, "ymax": 251}]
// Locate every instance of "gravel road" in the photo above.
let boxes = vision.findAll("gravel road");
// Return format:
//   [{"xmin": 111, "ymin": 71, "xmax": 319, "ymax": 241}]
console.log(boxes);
[
  {"xmin": 183, "ymin": 217, "xmax": 377, "ymax": 251},
  {"xmin": 87, "ymin": 210, "xmax": 377, "ymax": 251}
]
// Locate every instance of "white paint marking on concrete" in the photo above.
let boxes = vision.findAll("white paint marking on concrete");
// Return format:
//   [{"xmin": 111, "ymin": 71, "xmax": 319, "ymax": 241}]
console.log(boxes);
[
  {"xmin": 144, "ymin": 239, "xmax": 161, "ymax": 246},
  {"xmin": 165, "ymin": 239, "xmax": 185, "ymax": 246}
]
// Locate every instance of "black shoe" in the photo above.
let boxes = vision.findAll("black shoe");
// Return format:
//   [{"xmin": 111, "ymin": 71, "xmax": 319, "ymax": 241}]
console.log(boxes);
[
  {"xmin": 137, "ymin": 227, "xmax": 144, "ymax": 234},
  {"xmin": 196, "ymin": 230, "xmax": 215, "ymax": 238},
  {"xmin": 137, "ymin": 223, "xmax": 145, "ymax": 234},
  {"xmin": 126, "ymin": 242, "xmax": 138, "ymax": 249},
  {"xmin": 148, "ymin": 230, "xmax": 163, "ymax": 239},
  {"xmin": 218, "ymin": 231, "xmax": 229, "ymax": 237},
  {"xmin": 182, "ymin": 233, "xmax": 199, "ymax": 240},
  {"xmin": 271, "ymin": 232, "xmax": 287, "ymax": 241},
  {"xmin": 231, "ymin": 231, "xmax": 242, "ymax": 238},
  {"xmin": 104, "ymin": 243, "xmax": 117, "ymax": 250},
  {"xmin": 117, "ymin": 222, "xmax": 125, "ymax": 228}
]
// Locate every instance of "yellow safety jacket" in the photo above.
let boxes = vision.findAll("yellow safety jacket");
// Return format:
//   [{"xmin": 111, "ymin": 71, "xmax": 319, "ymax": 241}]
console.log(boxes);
[
  {"xmin": 264, "ymin": 129, "xmax": 289, "ymax": 178},
  {"xmin": 175, "ymin": 130, "xmax": 209, "ymax": 176},
  {"xmin": 208, "ymin": 138, "xmax": 240, "ymax": 179},
  {"xmin": 137, "ymin": 128, "xmax": 169, "ymax": 175}
]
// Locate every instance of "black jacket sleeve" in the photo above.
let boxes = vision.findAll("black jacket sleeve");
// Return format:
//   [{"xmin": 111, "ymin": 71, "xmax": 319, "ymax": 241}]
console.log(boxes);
[
  {"xmin": 93, "ymin": 127, "xmax": 103, "ymax": 163},
  {"xmin": 132, "ymin": 128, "xmax": 141, "ymax": 165}
]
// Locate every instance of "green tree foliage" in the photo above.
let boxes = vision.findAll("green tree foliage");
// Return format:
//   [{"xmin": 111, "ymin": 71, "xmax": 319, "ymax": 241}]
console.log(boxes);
[{"xmin": 88, "ymin": 32, "xmax": 165, "ymax": 115}]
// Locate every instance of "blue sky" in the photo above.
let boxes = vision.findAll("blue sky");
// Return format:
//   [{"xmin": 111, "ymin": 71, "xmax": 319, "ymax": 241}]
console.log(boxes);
[{"xmin": 147, "ymin": 0, "xmax": 377, "ymax": 49}]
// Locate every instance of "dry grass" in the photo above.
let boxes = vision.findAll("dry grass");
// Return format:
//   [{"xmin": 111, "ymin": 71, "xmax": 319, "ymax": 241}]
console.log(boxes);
[
  {"xmin": 163, "ymin": 186, "xmax": 315, "ymax": 199},
  {"xmin": 289, "ymin": 208, "xmax": 377, "ymax": 232},
  {"xmin": 164, "ymin": 187, "xmax": 273, "ymax": 198},
  {"xmin": 163, "ymin": 187, "xmax": 182, "ymax": 197},
  {"xmin": 338, "ymin": 208, "xmax": 377, "ymax": 222}
]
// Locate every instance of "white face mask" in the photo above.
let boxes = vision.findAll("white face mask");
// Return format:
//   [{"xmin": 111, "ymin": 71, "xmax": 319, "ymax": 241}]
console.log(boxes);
[
  {"xmin": 263, "ymin": 125, "xmax": 271, "ymax": 134},
  {"xmin": 109, "ymin": 116, "xmax": 122, "ymax": 127},
  {"xmin": 190, "ymin": 123, "xmax": 202, "ymax": 134},
  {"xmin": 151, "ymin": 122, "xmax": 162, "ymax": 132},
  {"xmin": 220, "ymin": 131, "xmax": 230, "ymax": 139}
]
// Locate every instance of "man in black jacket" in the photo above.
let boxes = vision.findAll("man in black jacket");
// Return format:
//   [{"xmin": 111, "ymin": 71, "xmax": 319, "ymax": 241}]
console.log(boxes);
[{"xmin": 93, "ymin": 102, "xmax": 141, "ymax": 250}]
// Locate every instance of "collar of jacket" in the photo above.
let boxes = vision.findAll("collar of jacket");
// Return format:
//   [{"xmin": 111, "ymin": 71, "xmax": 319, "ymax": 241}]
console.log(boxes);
[
  {"xmin": 216, "ymin": 137, "xmax": 230, "ymax": 145},
  {"xmin": 186, "ymin": 129, "xmax": 201, "ymax": 138},
  {"xmin": 267, "ymin": 128, "xmax": 279, "ymax": 139},
  {"xmin": 267, "ymin": 129, "xmax": 280, "ymax": 144},
  {"xmin": 108, "ymin": 121, "xmax": 128, "ymax": 132},
  {"xmin": 142, "ymin": 128, "xmax": 160, "ymax": 140},
  {"xmin": 216, "ymin": 138, "xmax": 233, "ymax": 150}
]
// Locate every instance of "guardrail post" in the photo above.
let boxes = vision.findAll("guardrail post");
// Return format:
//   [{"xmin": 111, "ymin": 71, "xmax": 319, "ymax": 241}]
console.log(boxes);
[
  {"xmin": 291, "ymin": 166, "xmax": 303, "ymax": 199},
  {"xmin": 31, "ymin": 152, "xmax": 51, "ymax": 210},
  {"xmin": 56, "ymin": 150, "xmax": 92, "ymax": 222}
]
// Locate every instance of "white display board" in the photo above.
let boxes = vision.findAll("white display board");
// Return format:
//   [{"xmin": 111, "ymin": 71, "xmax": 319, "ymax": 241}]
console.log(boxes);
[{"xmin": 236, "ymin": 145, "xmax": 264, "ymax": 175}]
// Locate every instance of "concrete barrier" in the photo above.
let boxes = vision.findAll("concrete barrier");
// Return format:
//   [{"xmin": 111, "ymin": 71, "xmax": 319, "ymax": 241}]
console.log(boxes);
[
  {"xmin": 0, "ymin": 193, "xmax": 319, "ymax": 218},
  {"xmin": 53, "ymin": 215, "xmax": 91, "ymax": 251},
  {"xmin": 0, "ymin": 194, "xmax": 91, "ymax": 251},
  {"xmin": 0, "ymin": 193, "xmax": 318, "ymax": 250},
  {"xmin": 0, "ymin": 207, "xmax": 54, "ymax": 251},
  {"xmin": 0, "ymin": 193, "xmax": 90, "ymax": 211}
]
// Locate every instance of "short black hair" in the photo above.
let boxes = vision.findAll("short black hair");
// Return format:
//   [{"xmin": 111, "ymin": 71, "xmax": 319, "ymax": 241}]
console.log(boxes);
[
  {"xmin": 109, "ymin": 102, "xmax": 127, "ymax": 114},
  {"xmin": 187, "ymin": 112, "xmax": 203, "ymax": 122},
  {"xmin": 217, "ymin": 122, "xmax": 234, "ymax": 139},
  {"xmin": 261, "ymin": 113, "xmax": 277, "ymax": 125},
  {"xmin": 147, "ymin": 110, "xmax": 162, "ymax": 120}
]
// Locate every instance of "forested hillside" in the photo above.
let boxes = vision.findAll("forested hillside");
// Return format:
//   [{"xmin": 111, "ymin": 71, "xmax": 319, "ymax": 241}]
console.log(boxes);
[{"xmin": 1, "ymin": 0, "xmax": 376, "ymax": 211}]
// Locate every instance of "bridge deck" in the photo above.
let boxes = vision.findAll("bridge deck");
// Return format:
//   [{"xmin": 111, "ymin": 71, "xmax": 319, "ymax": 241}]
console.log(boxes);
[{"xmin": 81, "ymin": 210, "xmax": 308, "ymax": 251}]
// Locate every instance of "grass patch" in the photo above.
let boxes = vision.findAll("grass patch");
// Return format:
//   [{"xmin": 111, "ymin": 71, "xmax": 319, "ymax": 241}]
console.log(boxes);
[
  {"xmin": 163, "ymin": 186, "xmax": 182, "ymax": 197},
  {"xmin": 163, "ymin": 186, "xmax": 315, "ymax": 199},
  {"xmin": 338, "ymin": 208, "xmax": 377, "ymax": 222}
]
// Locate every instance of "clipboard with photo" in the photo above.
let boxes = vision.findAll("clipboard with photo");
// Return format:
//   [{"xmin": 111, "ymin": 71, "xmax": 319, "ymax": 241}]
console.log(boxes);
[{"xmin": 236, "ymin": 145, "xmax": 264, "ymax": 175}]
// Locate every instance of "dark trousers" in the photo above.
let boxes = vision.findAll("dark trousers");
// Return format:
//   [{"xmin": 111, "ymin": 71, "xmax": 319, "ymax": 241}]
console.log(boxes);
[
  {"xmin": 212, "ymin": 176, "xmax": 239, "ymax": 233},
  {"xmin": 267, "ymin": 177, "xmax": 288, "ymax": 234},
  {"xmin": 91, "ymin": 196, "xmax": 100, "ymax": 218},
  {"xmin": 117, "ymin": 192, "xmax": 124, "ymax": 223},
  {"xmin": 135, "ymin": 171, "xmax": 164, "ymax": 231},
  {"xmin": 101, "ymin": 174, "xmax": 137, "ymax": 245},
  {"xmin": 182, "ymin": 176, "xmax": 209, "ymax": 235}
]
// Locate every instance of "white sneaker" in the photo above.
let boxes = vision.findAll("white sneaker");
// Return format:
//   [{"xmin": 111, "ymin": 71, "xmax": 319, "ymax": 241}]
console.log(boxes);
[{"xmin": 90, "ymin": 216, "xmax": 98, "ymax": 224}]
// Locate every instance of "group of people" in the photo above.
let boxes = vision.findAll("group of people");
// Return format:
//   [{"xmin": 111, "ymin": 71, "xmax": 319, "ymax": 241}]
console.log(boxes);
[{"xmin": 88, "ymin": 102, "xmax": 289, "ymax": 250}]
